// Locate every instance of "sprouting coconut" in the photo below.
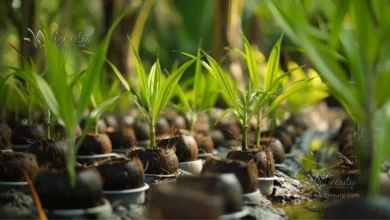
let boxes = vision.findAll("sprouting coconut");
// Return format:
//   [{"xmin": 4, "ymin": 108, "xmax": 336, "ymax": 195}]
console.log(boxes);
[
  {"xmin": 202, "ymin": 36, "xmax": 309, "ymax": 181},
  {"xmin": 108, "ymin": 44, "xmax": 196, "ymax": 176}
]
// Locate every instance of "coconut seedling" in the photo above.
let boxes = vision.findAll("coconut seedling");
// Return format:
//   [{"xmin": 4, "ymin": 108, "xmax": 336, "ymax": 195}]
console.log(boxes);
[
  {"xmin": 90, "ymin": 70, "xmax": 138, "ymax": 152},
  {"xmin": 8, "ymin": 59, "xmax": 62, "ymax": 154},
  {"xmin": 174, "ymin": 48, "xmax": 219, "ymax": 133},
  {"xmin": 241, "ymin": 36, "xmax": 315, "ymax": 163},
  {"xmin": 96, "ymin": 157, "xmax": 148, "ymax": 206},
  {"xmin": 173, "ymin": 49, "xmax": 219, "ymax": 154},
  {"xmin": 24, "ymin": 10, "xmax": 127, "ymax": 187},
  {"xmin": 75, "ymin": 93, "xmax": 117, "ymax": 157},
  {"xmin": 1, "ymin": 64, "xmax": 43, "ymax": 150},
  {"xmin": 110, "ymin": 42, "xmax": 196, "ymax": 174},
  {"xmin": 202, "ymin": 35, "xmax": 310, "ymax": 178},
  {"xmin": 267, "ymin": 0, "xmax": 390, "ymax": 196},
  {"xmin": 22, "ymin": 11, "xmax": 131, "ymax": 215},
  {"xmin": 0, "ymin": 67, "xmax": 42, "ymax": 184}
]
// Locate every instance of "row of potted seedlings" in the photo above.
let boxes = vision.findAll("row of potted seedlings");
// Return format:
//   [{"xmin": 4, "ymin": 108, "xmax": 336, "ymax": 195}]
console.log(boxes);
[
  {"xmin": 0, "ymin": 118, "xmax": 295, "ymax": 219},
  {"xmin": 0, "ymin": 30, "xmax": 311, "ymax": 218}
]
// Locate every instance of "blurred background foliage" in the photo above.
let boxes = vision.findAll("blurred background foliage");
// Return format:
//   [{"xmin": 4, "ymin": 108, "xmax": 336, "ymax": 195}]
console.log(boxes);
[
  {"xmin": 0, "ymin": 0, "xmax": 303, "ymax": 73},
  {"xmin": 0, "ymin": 0, "xmax": 333, "ymax": 107}
]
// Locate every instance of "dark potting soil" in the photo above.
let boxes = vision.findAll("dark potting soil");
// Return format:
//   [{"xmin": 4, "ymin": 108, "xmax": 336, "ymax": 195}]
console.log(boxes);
[{"xmin": 0, "ymin": 189, "xmax": 33, "ymax": 219}]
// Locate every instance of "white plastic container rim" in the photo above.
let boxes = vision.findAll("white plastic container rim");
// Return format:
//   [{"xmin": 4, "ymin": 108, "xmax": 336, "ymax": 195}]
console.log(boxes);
[
  {"xmin": 258, "ymin": 176, "xmax": 278, "ymax": 181},
  {"xmin": 0, "ymin": 181, "xmax": 28, "ymax": 186},
  {"xmin": 76, "ymin": 153, "xmax": 122, "ymax": 159},
  {"xmin": 242, "ymin": 188, "xmax": 261, "ymax": 197},
  {"xmin": 242, "ymin": 189, "xmax": 262, "ymax": 205},
  {"xmin": 198, "ymin": 153, "xmax": 214, "ymax": 158},
  {"xmin": 39, "ymin": 198, "xmax": 112, "ymax": 216},
  {"xmin": 275, "ymin": 164, "xmax": 288, "ymax": 168},
  {"xmin": 103, "ymin": 183, "xmax": 150, "ymax": 194},
  {"xmin": 178, "ymin": 159, "xmax": 203, "ymax": 165},
  {"xmin": 144, "ymin": 173, "xmax": 176, "ymax": 178}
]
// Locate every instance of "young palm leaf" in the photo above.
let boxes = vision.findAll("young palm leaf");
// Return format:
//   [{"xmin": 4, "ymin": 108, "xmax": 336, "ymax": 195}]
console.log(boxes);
[
  {"xmin": 110, "ymin": 43, "xmax": 196, "ymax": 148},
  {"xmin": 203, "ymin": 35, "xmax": 310, "ymax": 150},
  {"xmin": 174, "ymin": 48, "xmax": 219, "ymax": 132},
  {"xmin": 202, "ymin": 53, "xmax": 251, "ymax": 150},
  {"xmin": 266, "ymin": 0, "xmax": 390, "ymax": 195},
  {"xmin": 29, "ymin": 9, "xmax": 128, "ymax": 186}
]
